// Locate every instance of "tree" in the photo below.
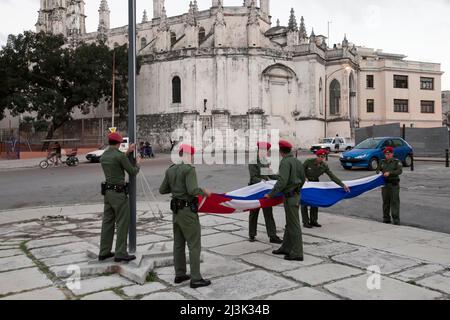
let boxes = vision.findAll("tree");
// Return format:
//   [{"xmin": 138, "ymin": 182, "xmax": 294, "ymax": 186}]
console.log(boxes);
[{"xmin": 0, "ymin": 31, "xmax": 133, "ymax": 150}]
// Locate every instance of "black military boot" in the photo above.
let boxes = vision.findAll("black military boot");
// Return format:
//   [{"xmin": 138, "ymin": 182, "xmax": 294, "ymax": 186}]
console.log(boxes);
[
  {"xmin": 272, "ymin": 248, "xmax": 289, "ymax": 255},
  {"xmin": 98, "ymin": 252, "xmax": 115, "ymax": 261},
  {"xmin": 174, "ymin": 275, "xmax": 191, "ymax": 284},
  {"xmin": 249, "ymin": 236, "xmax": 256, "ymax": 243},
  {"xmin": 269, "ymin": 236, "xmax": 283, "ymax": 244},
  {"xmin": 114, "ymin": 255, "xmax": 136, "ymax": 263},
  {"xmin": 303, "ymin": 223, "xmax": 313, "ymax": 229},
  {"xmin": 190, "ymin": 279, "xmax": 212, "ymax": 289},
  {"xmin": 311, "ymin": 222, "xmax": 322, "ymax": 228}
]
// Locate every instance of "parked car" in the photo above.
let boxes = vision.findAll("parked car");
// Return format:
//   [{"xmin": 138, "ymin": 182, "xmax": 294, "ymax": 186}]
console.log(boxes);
[
  {"xmin": 311, "ymin": 137, "xmax": 355, "ymax": 153},
  {"xmin": 339, "ymin": 137, "xmax": 414, "ymax": 171},
  {"xmin": 86, "ymin": 137, "xmax": 130, "ymax": 163}
]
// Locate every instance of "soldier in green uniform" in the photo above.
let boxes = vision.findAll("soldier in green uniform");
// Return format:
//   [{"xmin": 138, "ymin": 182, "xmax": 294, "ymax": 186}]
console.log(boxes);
[
  {"xmin": 265, "ymin": 140, "xmax": 306, "ymax": 261},
  {"xmin": 159, "ymin": 144, "xmax": 212, "ymax": 289},
  {"xmin": 248, "ymin": 141, "xmax": 283, "ymax": 244},
  {"xmin": 99, "ymin": 132, "xmax": 140, "ymax": 263},
  {"xmin": 376, "ymin": 147, "xmax": 403, "ymax": 225},
  {"xmin": 301, "ymin": 149, "xmax": 350, "ymax": 228}
]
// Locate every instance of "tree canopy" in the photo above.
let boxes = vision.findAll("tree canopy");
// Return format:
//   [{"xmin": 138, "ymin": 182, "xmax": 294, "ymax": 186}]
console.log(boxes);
[{"xmin": 0, "ymin": 31, "xmax": 133, "ymax": 145}]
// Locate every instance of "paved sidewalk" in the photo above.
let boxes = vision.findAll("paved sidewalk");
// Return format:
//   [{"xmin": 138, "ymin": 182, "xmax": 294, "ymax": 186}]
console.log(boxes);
[
  {"xmin": 0, "ymin": 203, "xmax": 449, "ymax": 300},
  {"xmin": 0, "ymin": 154, "xmax": 90, "ymax": 171}
]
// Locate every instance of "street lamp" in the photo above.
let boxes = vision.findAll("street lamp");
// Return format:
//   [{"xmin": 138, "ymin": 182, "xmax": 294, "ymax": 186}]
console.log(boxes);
[{"xmin": 324, "ymin": 65, "xmax": 352, "ymax": 138}]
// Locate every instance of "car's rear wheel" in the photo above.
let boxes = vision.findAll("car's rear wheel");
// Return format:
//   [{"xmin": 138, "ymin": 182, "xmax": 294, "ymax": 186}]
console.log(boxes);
[
  {"xmin": 369, "ymin": 157, "xmax": 379, "ymax": 171},
  {"xmin": 403, "ymin": 155, "xmax": 413, "ymax": 167}
]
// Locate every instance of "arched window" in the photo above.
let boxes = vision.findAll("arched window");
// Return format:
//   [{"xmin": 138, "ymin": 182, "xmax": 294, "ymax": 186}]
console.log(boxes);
[
  {"xmin": 330, "ymin": 79, "xmax": 341, "ymax": 115},
  {"xmin": 170, "ymin": 32, "xmax": 177, "ymax": 46},
  {"xmin": 141, "ymin": 37, "xmax": 147, "ymax": 49},
  {"xmin": 172, "ymin": 76, "xmax": 181, "ymax": 104},
  {"xmin": 319, "ymin": 78, "xmax": 324, "ymax": 115},
  {"xmin": 198, "ymin": 27, "xmax": 206, "ymax": 45}
]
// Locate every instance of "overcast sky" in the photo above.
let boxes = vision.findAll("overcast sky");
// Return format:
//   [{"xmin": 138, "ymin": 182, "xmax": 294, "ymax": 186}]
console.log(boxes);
[{"xmin": 1, "ymin": 0, "xmax": 449, "ymax": 89}]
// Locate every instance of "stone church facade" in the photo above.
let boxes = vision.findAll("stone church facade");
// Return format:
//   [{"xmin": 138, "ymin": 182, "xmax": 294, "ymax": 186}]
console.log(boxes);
[{"xmin": 29, "ymin": 0, "xmax": 443, "ymax": 148}]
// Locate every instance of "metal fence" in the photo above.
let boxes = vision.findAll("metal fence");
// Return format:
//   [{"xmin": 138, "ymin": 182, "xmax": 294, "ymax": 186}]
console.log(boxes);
[{"xmin": 356, "ymin": 123, "xmax": 450, "ymax": 157}]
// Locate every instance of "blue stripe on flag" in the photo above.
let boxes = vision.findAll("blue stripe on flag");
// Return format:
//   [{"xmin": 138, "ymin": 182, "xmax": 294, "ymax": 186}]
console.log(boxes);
[{"xmin": 300, "ymin": 175, "xmax": 385, "ymax": 207}]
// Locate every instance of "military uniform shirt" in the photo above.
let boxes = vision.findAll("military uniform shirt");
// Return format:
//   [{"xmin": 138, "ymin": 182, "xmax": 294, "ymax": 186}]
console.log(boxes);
[
  {"xmin": 376, "ymin": 158, "xmax": 403, "ymax": 183},
  {"xmin": 303, "ymin": 158, "xmax": 345, "ymax": 187},
  {"xmin": 159, "ymin": 163, "xmax": 205, "ymax": 202},
  {"xmin": 101, "ymin": 147, "xmax": 140, "ymax": 185},
  {"xmin": 269, "ymin": 154, "xmax": 305, "ymax": 198}
]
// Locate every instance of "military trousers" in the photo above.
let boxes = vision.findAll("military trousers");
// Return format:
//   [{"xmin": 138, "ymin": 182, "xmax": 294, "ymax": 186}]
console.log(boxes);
[
  {"xmin": 173, "ymin": 207, "xmax": 202, "ymax": 282},
  {"xmin": 100, "ymin": 191, "xmax": 130, "ymax": 257},
  {"xmin": 279, "ymin": 194, "xmax": 304, "ymax": 258},
  {"xmin": 382, "ymin": 184, "xmax": 400, "ymax": 223},
  {"xmin": 249, "ymin": 207, "xmax": 277, "ymax": 238},
  {"xmin": 301, "ymin": 205, "xmax": 319, "ymax": 225}
]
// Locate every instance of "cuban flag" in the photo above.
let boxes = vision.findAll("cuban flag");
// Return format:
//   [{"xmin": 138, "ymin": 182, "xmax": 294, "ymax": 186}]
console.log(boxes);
[{"xmin": 198, "ymin": 175, "xmax": 385, "ymax": 214}]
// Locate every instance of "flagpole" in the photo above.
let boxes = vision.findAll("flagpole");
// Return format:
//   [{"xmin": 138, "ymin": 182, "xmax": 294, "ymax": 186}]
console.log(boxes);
[
  {"xmin": 128, "ymin": 0, "xmax": 137, "ymax": 254},
  {"xmin": 112, "ymin": 50, "xmax": 116, "ymax": 129}
]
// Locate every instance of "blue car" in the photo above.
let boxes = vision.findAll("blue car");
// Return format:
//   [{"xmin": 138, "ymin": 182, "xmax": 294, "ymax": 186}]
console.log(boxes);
[{"xmin": 340, "ymin": 137, "xmax": 414, "ymax": 171}]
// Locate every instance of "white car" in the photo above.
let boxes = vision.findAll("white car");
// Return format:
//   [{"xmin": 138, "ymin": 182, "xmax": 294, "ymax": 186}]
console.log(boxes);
[
  {"xmin": 86, "ymin": 137, "xmax": 130, "ymax": 163},
  {"xmin": 310, "ymin": 137, "xmax": 355, "ymax": 153}
]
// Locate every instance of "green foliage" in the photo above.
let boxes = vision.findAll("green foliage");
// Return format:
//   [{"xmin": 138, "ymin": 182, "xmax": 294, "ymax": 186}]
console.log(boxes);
[{"xmin": 0, "ymin": 31, "xmax": 132, "ymax": 145}]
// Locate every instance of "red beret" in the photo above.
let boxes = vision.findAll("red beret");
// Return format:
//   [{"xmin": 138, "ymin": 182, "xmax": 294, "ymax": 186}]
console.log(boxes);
[
  {"xmin": 108, "ymin": 132, "xmax": 123, "ymax": 143},
  {"xmin": 316, "ymin": 149, "xmax": 329, "ymax": 156},
  {"xmin": 179, "ymin": 144, "xmax": 196, "ymax": 155},
  {"xmin": 279, "ymin": 140, "xmax": 293, "ymax": 149},
  {"xmin": 257, "ymin": 141, "xmax": 272, "ymax": 150},
  {"xmin": 383, "ymin": 147, "xmax": 394, "ymax": 154}
]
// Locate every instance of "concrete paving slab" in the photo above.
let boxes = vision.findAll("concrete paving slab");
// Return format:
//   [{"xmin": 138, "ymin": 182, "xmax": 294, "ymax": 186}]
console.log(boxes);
[
  {"xmin": 0, "ymin": 255, "xmax": 35, "ymax": 272},
  {"xmin": 417, "ymin": 275, "xmax": 450, "ymax": 294},
  {"xmin": 283, "ymin": 263, "xmax": 363, "ymax": 286},
  {"xmin": 136, "ymin": 234, "xmax": 170, "ymax": 245},
  {"xmin": 155, "ymin": 252, "xmax": 253, "ymax": 285},
  {"xmin": 202, "ymin": 233, "xmax": 245, "ymax": 248},
  {"xmin": 31, "ymin": 242, "xmax": 98, "ymax": 259},
  {"xmin": 335, "ymin": 233, "xmax": 411, "ymax": 250},
  {"xmin": 332, "ymin": 248, "xmax": 420, "ymax": 275},
  {"xmin": 391, "ymin": 264, "xmax": 446, "ymax": 282},
  {"xmin": 0, "ymin": 287, "xmax": 67, "ymax": 300},
  {"xmin": 41, "ymin": 253, "xmax": 91, "ymax": 267},
  {"xmin": 304, "ymin": 242, "xmax": 360, "ymax": 258},
  {"xmin": 181, "ymin": 270, "xmax": 297, "ymax": 300},
  {"xmin": 0, "ymin": 268, "xmax": 53, "ymax": 296},
  {"xmin": 386, "ymin": 244, "xmax": 450, "ymax": 265},
  {"xmin": 325, "ymin": 275, "xmax": 443, "ymax": 300},
  {"xmin": 265, "ymin": 287, "xmax": 339, "ymax": 300},
  {"xmin": 0, "ymin": 249, "xmax": 23, "ymax": 258},
  {"xmin": 209, "ymin": 241, "xmax": 272, "ymax": 256},
  {"xmin": 81, "ymin": 291, "xmax": 123, "ymax": 300},
  {"xmin": 213, "ymin": 224, "xmax": 243, "ymax": 232},
  {"xmin": 68, "ymin": 274, "xmax": 134, "ymax": 296},
  {"xmin": 26, "ymin": 236, "xmax": 84, "ymax": 250},
  {"xmin": 122, "ymin": 282, "xmax": 167, "ymax": 297},
  {"xmin": 141, "ymin": 292, "xmax": 186, "ymax": 300},
  {"xmin": 240, "ymin": 253, "xmax": 323, "ymax": 272}
]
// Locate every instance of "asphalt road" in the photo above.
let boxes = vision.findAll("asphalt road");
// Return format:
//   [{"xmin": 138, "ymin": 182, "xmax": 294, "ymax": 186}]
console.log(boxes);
[{"xmin": 1, "ymin": 152, "xmax": 449, "ymax": 234}]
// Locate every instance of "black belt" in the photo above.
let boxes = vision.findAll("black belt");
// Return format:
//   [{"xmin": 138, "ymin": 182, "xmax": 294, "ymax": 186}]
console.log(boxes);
[
  {"xmin": 101, "ymin": 182, "xmax": 129, "ymax": 195},
  {"xmin": 171, "ymin": 198, "xmax": 199, "ymax": 214}
]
